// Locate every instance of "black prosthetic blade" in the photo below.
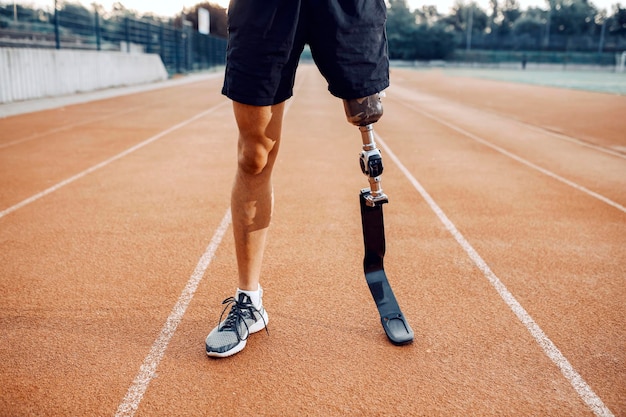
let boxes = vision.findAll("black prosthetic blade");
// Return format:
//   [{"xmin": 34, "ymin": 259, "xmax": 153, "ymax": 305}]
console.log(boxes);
[{"xmin": 359, "ymin": 190, "xmax": 414, "ymax": 345}]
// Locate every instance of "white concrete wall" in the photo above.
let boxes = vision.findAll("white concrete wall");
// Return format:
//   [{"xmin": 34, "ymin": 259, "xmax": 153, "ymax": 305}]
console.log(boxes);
[{"xmin": 0, "ymin": 48, "xmax": 168, "ymax": 104}]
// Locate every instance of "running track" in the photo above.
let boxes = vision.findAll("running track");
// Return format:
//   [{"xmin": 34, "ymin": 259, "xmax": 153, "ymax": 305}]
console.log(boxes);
[{"xmin": 1, "ymin": 66, "xmax": 624, "ymax": 416}]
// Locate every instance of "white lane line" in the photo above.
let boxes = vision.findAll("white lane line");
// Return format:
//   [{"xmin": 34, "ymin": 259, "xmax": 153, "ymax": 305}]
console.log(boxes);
[
  {"xmin": 114, "ymin": 211, "xmax": 232, "ymax": 417},
  {"xmin": 376, "ymin": 133, "xmax": 614, "ymax": 417},
  {"xmin": 0, "ymin": 103, "xmax": 153, "ymax": 150},
  {"xmin": 0, "ymin": 101, "xmax": 229, "ymax": 220},
  {"xmin": 393, "ymin": 98, "xmax": 626, "ymax": 214}
]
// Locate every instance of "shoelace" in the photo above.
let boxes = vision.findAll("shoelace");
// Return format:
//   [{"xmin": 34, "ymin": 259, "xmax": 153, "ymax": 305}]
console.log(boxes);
[{"xmin": 217, "ymin": 296, "xmax": 269, "ymax": 342}]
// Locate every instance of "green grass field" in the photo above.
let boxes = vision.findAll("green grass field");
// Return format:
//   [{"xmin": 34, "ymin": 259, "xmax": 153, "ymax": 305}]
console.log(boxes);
[{"xmin": 443, "ymin": 68, "xmax": 626, "ymax": 95}]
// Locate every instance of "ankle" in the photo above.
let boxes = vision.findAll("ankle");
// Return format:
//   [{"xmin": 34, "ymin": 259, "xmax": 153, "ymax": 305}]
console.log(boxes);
[{"xmin": 236, "ymin": 286, "xmax": 263, "ymax": 309}]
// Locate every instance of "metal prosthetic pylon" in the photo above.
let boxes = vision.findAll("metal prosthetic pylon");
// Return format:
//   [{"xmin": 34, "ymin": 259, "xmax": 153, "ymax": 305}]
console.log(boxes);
[{"xmin": 344, "ymin": 94, "xmax": 414, "ymax": 345}]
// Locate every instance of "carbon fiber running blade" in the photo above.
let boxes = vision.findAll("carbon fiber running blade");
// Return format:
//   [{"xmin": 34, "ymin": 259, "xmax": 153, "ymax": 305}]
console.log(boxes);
[{"xmin": 360, "ymin": 190, "xmax": 414, "ymax": 345}]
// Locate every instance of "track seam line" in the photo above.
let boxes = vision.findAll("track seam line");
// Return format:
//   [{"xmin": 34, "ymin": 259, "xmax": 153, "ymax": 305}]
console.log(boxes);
[
  {"xmin": 391, "ymin": 96, "xmax": 625, "ymax": 214},
  {"xmin": 511, "ymin": 119, "xmax": 626, "ymax": 160},
  {"xmin": 391, "ymin": 85, "xmax": 625, "ymax": 160},
  {"xmin": 114, "ymin": 210, "xmax": 232, "ymax": 417},
  {"xmin": 114, "ymin": 73, "xmax": 306, "ymax": 416},
  {"xmin": 375, "ymin": 132, "xmax": 614, "ymax": 417},
  {"xmin": 0, "ymin": 100, "xmax": 229, "ymax": 220}
]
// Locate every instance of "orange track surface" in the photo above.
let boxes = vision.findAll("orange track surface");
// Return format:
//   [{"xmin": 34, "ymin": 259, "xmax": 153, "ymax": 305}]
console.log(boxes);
[{"xmin": 1, "ymin": 66, "xmax": 624, "ymax": 416}]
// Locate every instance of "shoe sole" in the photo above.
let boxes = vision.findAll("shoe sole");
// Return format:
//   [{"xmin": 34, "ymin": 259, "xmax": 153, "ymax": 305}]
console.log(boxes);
[{"xmin": 206, "ymin": 310, "xmax": 269, "ymax": 358}]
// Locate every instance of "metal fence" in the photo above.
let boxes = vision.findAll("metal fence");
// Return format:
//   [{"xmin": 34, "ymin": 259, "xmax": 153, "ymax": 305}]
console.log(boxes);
[
  {"xmin": 463, "ymin": 32, "xmax": 626, "ymax": 55},
  {"xmin": 451, "ymin": 49, "xmax": 618, "ymax": 67},
  {"xmin": 0, "ymin": 2, "xmax": 226, "ymax": 74}
]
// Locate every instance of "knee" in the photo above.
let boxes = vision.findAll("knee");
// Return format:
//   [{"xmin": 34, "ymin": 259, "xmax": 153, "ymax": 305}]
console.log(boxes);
[
  {"xmin": 343, "ymin": 93, "xmax": 384, "ymax": 127},
  {"xmin": 237, "ymin": 135, "xmax": 274, "ymax": 176}
]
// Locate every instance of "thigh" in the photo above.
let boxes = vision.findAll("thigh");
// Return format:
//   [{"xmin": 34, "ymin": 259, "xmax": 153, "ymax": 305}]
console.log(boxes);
[
  {"xmin": 222, "ymin": 0, "xmax": 303, "ymax": 106},
  {"xmin": 308, "ymin": 0, "xmax": 389, "ymax": 100}
]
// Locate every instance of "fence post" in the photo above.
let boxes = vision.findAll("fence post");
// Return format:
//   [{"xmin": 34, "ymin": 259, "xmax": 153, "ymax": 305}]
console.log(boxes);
[
  {"xmin": 175, "ymin": 28, "xmax": 181, "ymax": 73},
  {"xmin": 182, "ymin": 18, "xmax": 193, "ymax": 72},
  {"xmin": 598, "ymin": 17, "xmax": 607, "ymax": 54},
  {"xmin": 146, "ymin": 21, "xmax": 152, "ymax": 53},
  {"xmin": 186, "ymin": 26, "xmax": 193, "ymax": 71},
  {"xmin": 125, "ymin": 17, "xmax": 130, "ymax": 53},
  {"xmin": 54, "ymin": 0, "xmax": 60, "ymax": 49},
  {"xmin": 95, "ymin": 8, "xmax": 101, "ymax": 51},
  {"xmin": 544, "ymin": 7, "xmax": 551, "ymax": 49},
  {"xmin": 160, "ymin": 22, "xmax": 166, "ymax": 65},
  {"xmin": 465, "ymin": 4, "xmax": 473, "ymax": 52}
]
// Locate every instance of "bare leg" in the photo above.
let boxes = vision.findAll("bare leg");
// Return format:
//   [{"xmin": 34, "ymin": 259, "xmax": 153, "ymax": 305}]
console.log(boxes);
[{"xmin": 231, "ymin": 101, "xmax": 285, "ymax": 291}]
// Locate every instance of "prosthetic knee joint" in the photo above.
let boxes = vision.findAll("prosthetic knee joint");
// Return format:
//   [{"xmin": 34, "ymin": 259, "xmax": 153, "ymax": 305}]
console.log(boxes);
[{"xmin": 343, "ymin": 93, "xmax": 387, "ymax": 206}]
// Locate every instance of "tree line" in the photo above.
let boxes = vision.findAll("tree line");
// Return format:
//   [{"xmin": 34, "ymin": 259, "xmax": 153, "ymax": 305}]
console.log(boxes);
[
  {"xmin": 2, "ymin": 0, "xmax": 625, "ymax": 60},
  {"xmin": 387, "ymin": 0, "xmax": 626, "ymax": 59}
]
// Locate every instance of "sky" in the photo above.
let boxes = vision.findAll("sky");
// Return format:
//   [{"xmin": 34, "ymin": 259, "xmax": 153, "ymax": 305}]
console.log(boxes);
[{"xmin": 13, "ymin": 0, "xmax": 621, "ymax": 17}]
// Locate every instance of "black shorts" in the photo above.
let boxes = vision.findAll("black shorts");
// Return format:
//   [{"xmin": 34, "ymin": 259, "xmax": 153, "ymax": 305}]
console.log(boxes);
[{"xmin": 222, "ymin": 0, "xmax": 389, "ymax": 106}]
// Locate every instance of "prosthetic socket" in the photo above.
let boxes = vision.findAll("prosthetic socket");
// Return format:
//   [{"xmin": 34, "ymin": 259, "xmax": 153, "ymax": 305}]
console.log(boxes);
[{"xmin": 343, "ymin": 93, "xmax": 388, "ymax": 206}]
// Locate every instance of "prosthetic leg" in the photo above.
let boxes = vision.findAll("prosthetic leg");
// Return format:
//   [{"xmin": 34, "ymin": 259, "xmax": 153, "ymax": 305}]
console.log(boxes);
[{"xmin": 344, "ymin": 94, "xmax": 414, "ymax": 345}]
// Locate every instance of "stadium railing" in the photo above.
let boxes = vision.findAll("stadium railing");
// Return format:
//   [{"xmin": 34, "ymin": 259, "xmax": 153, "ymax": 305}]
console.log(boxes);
[{"xmin": 0, "ymin": 4, "xmax": 226, "ymax": 75}]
